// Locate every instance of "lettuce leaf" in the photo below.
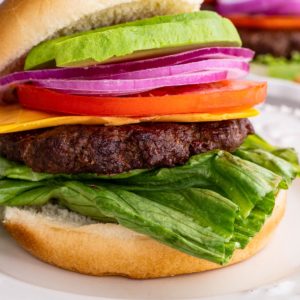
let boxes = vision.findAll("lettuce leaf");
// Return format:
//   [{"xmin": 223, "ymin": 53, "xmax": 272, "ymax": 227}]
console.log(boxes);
[
  {"xmin": 0, "ymin": 135, "xmax": 298, "ymax": 264},
  {"xmin": 0, "ymin": 179, "xmax": 238, "ymax": 263},
  {"xmin": 237, "ymin": 134, "xmax": 300, "ymax": 179},
  {"xmin": 0, "ymin": 150, "xmax": 283, "ymax": 217},
  {"xmin": 255, "ymin": 53, "xmax": 300, "ymax": 81}
]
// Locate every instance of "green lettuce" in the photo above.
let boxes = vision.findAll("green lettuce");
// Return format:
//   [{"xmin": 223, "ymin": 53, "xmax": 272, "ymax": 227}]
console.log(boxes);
[
  {"xmin": 0, "ymin": 135, "xmax": 298, "ymax": 264},
  {"xmin": 255, "ymin": 52, "xmax": 300, "ymax": 81}
]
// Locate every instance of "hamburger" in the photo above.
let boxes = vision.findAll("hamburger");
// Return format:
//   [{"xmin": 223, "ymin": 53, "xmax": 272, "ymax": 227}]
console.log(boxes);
[
  {"xmin": 0, "ymin": 0, "xmax": 299, "ymax": 279},
  {"xmin": 213, "ymin": 0, "xmax": 300, "ymax": 82}
]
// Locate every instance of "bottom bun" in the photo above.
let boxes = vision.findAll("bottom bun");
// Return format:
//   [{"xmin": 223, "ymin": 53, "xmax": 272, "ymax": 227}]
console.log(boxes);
[{"xmin": 3, "ymin": 191, "xmax": 286, "ymax": 279}]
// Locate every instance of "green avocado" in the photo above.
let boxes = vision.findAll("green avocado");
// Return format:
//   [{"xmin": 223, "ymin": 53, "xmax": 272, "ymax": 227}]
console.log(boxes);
[
  {"xmin": 25, "ymin": 11, "xmax": 222, "ymax": 69},
  {"xmin": 24, "ymin": 11, "xmax": 241, "ymax": 70}
]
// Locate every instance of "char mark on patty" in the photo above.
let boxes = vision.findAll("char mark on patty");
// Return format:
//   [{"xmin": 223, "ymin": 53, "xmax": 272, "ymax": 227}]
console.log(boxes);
[{"xmin": 0, "ymin": 120, "xmax": 254, "ymax": 175}]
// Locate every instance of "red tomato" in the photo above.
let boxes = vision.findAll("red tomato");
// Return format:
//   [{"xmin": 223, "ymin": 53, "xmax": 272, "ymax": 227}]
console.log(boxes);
[
  {"xmin": 228, "ymin": 15, "xmax": 300, "ymax": 30},
  {"xmin": 17, "ymin": 80, "xmax": 266, "ymax": 117}
]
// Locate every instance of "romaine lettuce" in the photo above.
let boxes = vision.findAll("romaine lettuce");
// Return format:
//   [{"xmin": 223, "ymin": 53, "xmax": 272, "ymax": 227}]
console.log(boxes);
[
  {"xmin": 0, "ymin": 135, "xmax": 298, "ymax": 264},
  {"xmin": 255, "ymin": 53, "xmax": 300, "ymax": 81}
]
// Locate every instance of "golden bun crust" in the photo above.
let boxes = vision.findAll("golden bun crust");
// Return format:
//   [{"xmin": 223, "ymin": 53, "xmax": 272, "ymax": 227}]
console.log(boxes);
[
  {"xmin": 2, "ymin": 191, "xmax": 286, "ymax": 279},
  {"xmin": 0, "ymin": 0, "xmax": 202, "ymax": 75}
]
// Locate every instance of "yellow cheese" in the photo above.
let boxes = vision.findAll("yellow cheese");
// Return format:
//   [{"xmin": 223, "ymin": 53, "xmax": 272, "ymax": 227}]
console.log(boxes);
[{"xmin": 0, "ymin": 105, "xmax": 259, "ymax": 134}]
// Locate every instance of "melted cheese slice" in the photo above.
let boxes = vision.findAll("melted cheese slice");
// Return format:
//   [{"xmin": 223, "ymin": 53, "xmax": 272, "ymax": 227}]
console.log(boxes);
[{"xmin": 0, "ymin": 105, "xmax": 259, "ymax": 134}]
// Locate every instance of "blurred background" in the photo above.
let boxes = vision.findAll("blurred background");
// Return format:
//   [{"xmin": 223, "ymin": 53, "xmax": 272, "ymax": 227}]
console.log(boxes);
[
  {"xmin": 202, "ymin": 0, "xmax": 300, "ymax": 84},
  {"xmin": 199, "ymin": 0, "xmax": 300, "ymax": 155}
]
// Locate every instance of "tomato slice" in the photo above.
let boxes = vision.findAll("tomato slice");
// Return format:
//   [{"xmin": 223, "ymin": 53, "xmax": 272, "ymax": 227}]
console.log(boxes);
[
  {"xmin": 17, "ymin": 80, "xmax": 266, "ymax": 117},
  {"xmin": 227, "ymin": 15, "xmax": 300, "ymax": 30}
]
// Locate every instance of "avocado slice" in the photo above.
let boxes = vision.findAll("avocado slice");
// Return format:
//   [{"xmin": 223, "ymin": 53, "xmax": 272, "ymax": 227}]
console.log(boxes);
[
  {"xmin": 25, "ymin": 11, "xmax": 221, "ymax": 70},
  {"xmin": 25, "ymin": 11, "xmax": 241, "ymax": 70}
]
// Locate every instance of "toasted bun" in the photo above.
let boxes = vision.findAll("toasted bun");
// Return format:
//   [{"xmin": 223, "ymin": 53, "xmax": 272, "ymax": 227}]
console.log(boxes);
[
  {"xmin": 0, "ymin": 0, "xmax": 203, "ymax": 75},
  {"xmin": 2, "ymin": 190, "xmax": 286, "ymax": 279}
]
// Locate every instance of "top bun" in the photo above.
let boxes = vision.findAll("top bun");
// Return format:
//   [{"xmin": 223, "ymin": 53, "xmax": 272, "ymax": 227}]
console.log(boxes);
[{"xmin": 0, "ymin": 0, "xmax": 203, "ymax": 75}]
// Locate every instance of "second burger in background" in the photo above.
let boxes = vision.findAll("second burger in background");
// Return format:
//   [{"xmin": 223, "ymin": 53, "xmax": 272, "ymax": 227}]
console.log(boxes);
[{"xmin": 216, "ymin": 0, "xmax": 300, "ymax": 82}]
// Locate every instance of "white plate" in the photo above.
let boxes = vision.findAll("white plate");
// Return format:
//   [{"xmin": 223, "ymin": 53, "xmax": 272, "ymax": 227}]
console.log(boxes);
[{"xmin": 1, "ymin": 81, "xmax": 300, "ymax": 300}]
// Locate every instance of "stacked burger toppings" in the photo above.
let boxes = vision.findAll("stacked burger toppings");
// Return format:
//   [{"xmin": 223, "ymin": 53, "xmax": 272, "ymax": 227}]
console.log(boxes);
[
  {"xmin": 217, "ymin": 0, "xmax": 300, "ymax": 81},
  {"xmin": 0, "ymin": 10, "xmax": 299, "ymax": 270}
]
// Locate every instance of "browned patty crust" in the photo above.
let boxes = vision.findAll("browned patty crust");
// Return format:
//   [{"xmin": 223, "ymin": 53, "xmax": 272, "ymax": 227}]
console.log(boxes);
[
  {"xmin": 0, "ymin": 120, "xmax": 254, "ymax": 175},
  {"xmin": 239, "ymin": 29, "xmax": 300, "ymax": 58}
]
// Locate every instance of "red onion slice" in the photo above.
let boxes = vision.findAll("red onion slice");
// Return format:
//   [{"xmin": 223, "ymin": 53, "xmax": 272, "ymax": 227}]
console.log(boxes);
[
  {"xmin": 89, "ymin": 59, "xmax": 249, "ymax": 80},
  {"xmin": 218, "ymin": 0, "xmax": 300, "ymax": 15},
  {"xmin": 0, "ymin": 47, "xmax": 253, "ymax": 85},
  {"xmin": 36, "ymin": 71, "xmax": 228, "ymax": 96},
  {"xmin": 217, "ymin": 0, "xmax": 285, "ymax": 15},
  {"xmin": 0, "ymin": 47, "xmax": 253, "ymax": 100},
  {"xmin": 265, "ymin": 0, "xmax": 300, "ymax": 15}
]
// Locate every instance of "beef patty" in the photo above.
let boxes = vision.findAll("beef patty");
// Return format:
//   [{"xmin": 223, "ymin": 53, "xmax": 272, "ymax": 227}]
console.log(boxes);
[
  {"xmin": 0, "ymin": 120, "xmax": 254, "ymax": 175},
  {"xmin": 239, "ymin": 29, "xmax": 300, "ymax": 58}
]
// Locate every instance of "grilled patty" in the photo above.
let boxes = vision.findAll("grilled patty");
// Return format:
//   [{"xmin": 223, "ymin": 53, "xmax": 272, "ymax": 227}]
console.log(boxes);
[
  {"xmin": 0, "ymin": 120, "xmax": 254, "ymax": 175},
  {"xmin": 239, "ymin": 29, "xmax": 300, "ymax": 58}
]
